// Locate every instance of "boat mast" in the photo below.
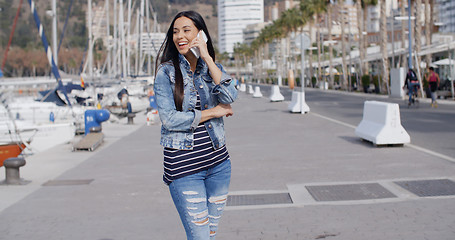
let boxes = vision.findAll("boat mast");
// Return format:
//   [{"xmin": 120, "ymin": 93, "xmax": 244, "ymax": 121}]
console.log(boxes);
[
  {"xmin": 87, "ymin": 0, "xmax": 93, "ymax": 78},
  {"xmin": 26, "ymin": 0, "xmax": 71, "ymax": 106},
  {"xmin": 135, "ymin": 8, "xmax": 140, "ymax": 76},
  {"xmin": 145, "ymin": 0, "xmax": 151, "ymax": 75},
  {"xmin": 106, "ymin": 0, "xmax": 111, "ymax": 77},
  {"xmin": 119, "ymin": 0, "xmax": 127, "ymax": 79},
  {"xmin": 52, "ymin": 0, "xmax": 58, "ymax": 65},
  {"xmin": 113, "ymin": 0, "xmax": 118, "ymax": 77},
  {"xmin": 127, "ymin": 0, "xmax": 132, "ymax": 76}
]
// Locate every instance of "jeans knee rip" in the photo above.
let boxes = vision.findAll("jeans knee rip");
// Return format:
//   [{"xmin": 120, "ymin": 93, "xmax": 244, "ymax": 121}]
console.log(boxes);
[
  {"xmin": 182, "ymin": 191, "xmax": 198, "ymax": 195},
  {"xmin": 186, "ymin": 197, "xmax": 206, "ymax": 203},
  {"xmin": 189, "ymin": 209, "xmax": 208, "ymax": 219},
  {"xmin": 192, "ymin": 217, "xmax": 209, "ymax": 226},
  {"xmin": 209, "ymin": 214, "xmax": 221, "ymax": 220},
  {"xmin": 208, "ymin": 194, "xmax": 227, "ymax": 204},
  {"xmin": 189, "ymin": 209, "xmax": 208, "ymax": 226}
]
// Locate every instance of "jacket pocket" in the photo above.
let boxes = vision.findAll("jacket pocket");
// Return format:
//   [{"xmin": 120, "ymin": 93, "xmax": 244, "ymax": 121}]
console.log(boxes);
[{"xmin": 202, "ymin": 74, "xmax": 214, "ymax": 83}]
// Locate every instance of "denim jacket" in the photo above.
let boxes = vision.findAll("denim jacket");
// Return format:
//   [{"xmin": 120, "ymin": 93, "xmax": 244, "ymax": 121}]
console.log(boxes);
[{"xmin": 154, "ymin": 54, "xmax": 237, "ymax": 150}]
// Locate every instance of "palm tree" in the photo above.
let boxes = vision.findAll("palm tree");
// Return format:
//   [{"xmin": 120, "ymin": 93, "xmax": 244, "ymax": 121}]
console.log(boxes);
[
  {"xmin": 278, "ymin": 8, "xmax": 306, "ymax": 83},
  {"xmin": 361, "ymin": 0, "xmax": 379, "ymax": 75},
  {"xmin": 380, "ymin": 0, "xmax": 389, "ymax": 93},
  {"xmin": 415, "ymin": 0, "xmax": 422, "ymax": 71},
  {"xmin": 233, "ymin": 43, "xmax": 250, "ymax": 80},
  {"xmin": 400, "ymin": 0, "xmax": 407, "ymax": 68},
  {"xmin": 424, "ymin": 0, "xmax": 431, "ymax": 67},
  {"xmin": 328, "ymin": 3, "xmax": 334, "ymax": 88},
  {"xmin": 307, "ymin": 16, "xmax": 315, "ymax": 82},
  {"xmin": 355, "ymin": 0, "xmax": 365, "ymax": 77},
  {"xmin": 339, "ymin": 1, "xmax": 349, "ymax": 90},
  {"xmin": 253, "ymin": 22, "xmax": 285, "ymax": 83},
  {"xmin": 301, "ymin": 0, "xmax": 328, "ymax": 87}
]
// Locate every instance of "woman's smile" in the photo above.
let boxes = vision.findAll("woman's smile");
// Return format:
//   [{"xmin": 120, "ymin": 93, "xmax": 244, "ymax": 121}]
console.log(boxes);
[{"xmin": 177, "ymin": 41, "xmax": 189, "ymax": 50}]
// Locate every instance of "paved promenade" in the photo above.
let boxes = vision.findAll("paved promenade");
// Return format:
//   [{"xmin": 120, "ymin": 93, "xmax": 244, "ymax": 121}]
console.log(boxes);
[{"xmin": 0, "ymin": 89, "xmax": 454, "ymax": 240}]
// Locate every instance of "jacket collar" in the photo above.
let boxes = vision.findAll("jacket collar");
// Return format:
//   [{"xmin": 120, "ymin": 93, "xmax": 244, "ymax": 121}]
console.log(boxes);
[{"xmin": 178, "ymin": 54, "xmax": 208, "ymax": 74}]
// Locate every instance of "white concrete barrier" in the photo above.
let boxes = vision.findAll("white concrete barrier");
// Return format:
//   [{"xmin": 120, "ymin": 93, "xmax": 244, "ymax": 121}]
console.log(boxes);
[
  {"xmin": 253, "ymin": 86, "xmax": 263, "ymax": 98},
  {"xmin": 288, "ymin": 91, "xmax": 310, "ymax": 113},
  {"xmin": 319, "ymin": 82, "xmax": 328, "ymax": 90},
  {"xmin": 239, "ymin": 83, "xmax": 246, "ymax": 92},
  {"xmin": 146, "ymin": 109, "xmax": 159, "ymax": 125},
  {"xmin": 355, "ymin": 101, "xmax": 410, "ymax": 145},
  {"xmin": 269, "ymin": 85, "xmax": 284, "ymax": 102},
  {"xmin": 390, "ymin": 68, "xmax": 406, "ymax": 98},
  {"xmin": 248, "ymin": 85, "xmax": 254, "ymax": 94}
]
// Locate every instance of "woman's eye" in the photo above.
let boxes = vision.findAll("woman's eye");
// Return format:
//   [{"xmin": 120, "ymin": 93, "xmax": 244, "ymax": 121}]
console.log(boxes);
[{"xmin": 184, "ymin": 30, "xmax": 190, "ymax": 32}]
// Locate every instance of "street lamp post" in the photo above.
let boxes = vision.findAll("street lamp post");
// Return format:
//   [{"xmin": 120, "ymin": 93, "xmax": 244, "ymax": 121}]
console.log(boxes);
[
  {"xmin": 308, "ymin": 46, "xmax": 318, "ymax": 87},
  {"xmin": 393, "ymin": 0, "xmax": 413, "ymax": 70},
  {"xmin": 391, "ymin": 14, "xmax": 395, "ymax": 68},
  {"xmin": 323, "ymin": 40, "xmax": 337, "ymax": 88},
  {"xmin": 408, "ymin": 0, "xmax": 412, "ymax": 70},
  {"xmin": 395, "ymin": 15, "xmax": 416, "ymax": 69}
]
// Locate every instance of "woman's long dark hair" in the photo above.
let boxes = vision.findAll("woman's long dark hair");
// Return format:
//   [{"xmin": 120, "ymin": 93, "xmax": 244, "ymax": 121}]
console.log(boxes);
[{"xmin": 155, "ymin": 11, "xmax": 216, "ymax": 111}]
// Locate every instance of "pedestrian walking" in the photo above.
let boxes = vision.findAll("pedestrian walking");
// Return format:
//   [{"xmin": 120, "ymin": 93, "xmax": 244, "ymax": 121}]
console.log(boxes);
[
  {"xmin": 426, "ymin": 67, "xmax": 440, "ymax": 108},
  {"xmin": 154, "ymin": 10, "xmax": 237, "ymax": 240}
]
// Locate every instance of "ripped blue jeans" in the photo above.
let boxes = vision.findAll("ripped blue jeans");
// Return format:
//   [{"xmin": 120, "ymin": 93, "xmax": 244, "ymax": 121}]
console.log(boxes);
[{"xmin": 169, "ymin": 160, "xmax": 231, "ymax": 240}]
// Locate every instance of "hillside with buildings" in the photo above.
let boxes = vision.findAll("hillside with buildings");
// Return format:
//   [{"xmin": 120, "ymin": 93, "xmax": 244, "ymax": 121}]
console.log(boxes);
[
  {"xmin": 0, "ymin": 0, "xmax": 283, "ymax": 77},
  {"xmin": 1, "ymin": 0, "xmax": 454, "ymax": 84},
  {"xmin": 0, "ymin": 0, "xmax": 281, "ymax": 50}
]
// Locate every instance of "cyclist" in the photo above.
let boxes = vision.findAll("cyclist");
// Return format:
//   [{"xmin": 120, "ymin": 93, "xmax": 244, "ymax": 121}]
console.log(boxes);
[{"xmin": 403, "ymin": 68, "xmax": 420, "ymax": 106}]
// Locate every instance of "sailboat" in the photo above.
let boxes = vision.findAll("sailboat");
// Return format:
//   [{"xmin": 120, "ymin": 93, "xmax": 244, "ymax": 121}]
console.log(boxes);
[{"xmin": 0, "ymin": 142, "xmax": 27, "ymax": 167}]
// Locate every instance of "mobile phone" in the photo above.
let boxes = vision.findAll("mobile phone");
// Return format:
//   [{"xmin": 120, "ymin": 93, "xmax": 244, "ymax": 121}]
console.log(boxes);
[{"xmin": 190, "ymin": 31, "xmax": 208, "ymax": 58}]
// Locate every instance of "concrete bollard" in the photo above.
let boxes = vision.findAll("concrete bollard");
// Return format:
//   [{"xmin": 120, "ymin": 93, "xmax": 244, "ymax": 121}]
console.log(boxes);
[
  {"xmin": 3, "ymin": 157, "xmax": 26, "ymax": 185},
  {"xmin": 248, "ymin": 85, "xmax": 254, "ymax": 94},
  {"xmin": 253, "ymin": 86, "xmax": 263, "ymax": 98},
  {"xmin": 355, "ymin": 101, "xmax": 410, "ymax": 145},
  {"xmin": 127, "ymin": 113, "xmax": 136, "ymax": 125},
  {"xmin": 146, "ymin": 109, "xmax": 159, "ymax": 125},
  {"xmin": 84, "ymin": 109, "xmax": 110, "ymax": 135},
  {"xmin": 239, "ymin": 83, "xmax": 247, "ymax": 92},
  {"xmin": 89, "ymin": 126, "xmax": 102, "ymax": 133},
  {"xmin": 288, "ymin": 91, "xmax": 310, "ymax": 113},
  {"xmin": 269, "ymin": 85, "xmax": 284, "ymax": 102}
]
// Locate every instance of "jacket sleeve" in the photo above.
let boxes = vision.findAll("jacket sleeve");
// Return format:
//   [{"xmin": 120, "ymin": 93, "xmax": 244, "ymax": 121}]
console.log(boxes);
[
  {"xmin": 211, "ymin": 63, "xmax": 238, "ymax": 104},
  {"xmin": 154, "ymin": 65, "xmax": 201, "ymax": 132}
]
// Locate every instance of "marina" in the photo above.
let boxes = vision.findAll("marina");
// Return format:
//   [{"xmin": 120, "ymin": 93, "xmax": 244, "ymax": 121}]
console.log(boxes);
[
  {"xmin": 0, "ymin": 0, "xmax": 455, "ymax": 238},
  {"xmin": 0, "ymin": 89, "xmax": 454, "ymax": 239}
]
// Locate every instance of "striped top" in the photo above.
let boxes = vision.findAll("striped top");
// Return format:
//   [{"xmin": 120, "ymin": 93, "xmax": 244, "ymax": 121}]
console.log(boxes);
[{"xmin": 163, "ymin": 94, "xmax": 229, "ymax": 184}]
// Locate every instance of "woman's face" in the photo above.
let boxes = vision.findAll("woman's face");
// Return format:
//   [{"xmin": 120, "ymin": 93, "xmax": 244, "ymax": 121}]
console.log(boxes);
[{"xmin": 173, "ymin": 16, "xmax": 198, "ymax": 56}]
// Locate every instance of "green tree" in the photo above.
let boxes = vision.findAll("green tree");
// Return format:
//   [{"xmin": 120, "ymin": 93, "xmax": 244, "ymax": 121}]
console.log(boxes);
[
  {"xmin": 339, "ymin": 0, "xmax": 350, "ymax": 90},
  {"xmin": 275, "ymin": 8, "xmax": 306, "ymax": 83},
  {"xmin": 380, "ymin": 0, "xmax": 389, "ymax": 93},
  {"xmin": 399, "ymin": 0, "xmax": 407, "ymax": 68},
  {"xmin": 300, "ymin": 0, "xmax": 328, "ymax": 85},
  {"xmin": 0, "ymin": 0, "xmax": 14, "ymax": 48},
  {"xmin": 424, "ymin": 0, "xmax": 431, "ymax": 67},
  {"xmin": 353, "ymin": 0, "xmax": 378, "ymax": 76},
  {"xmin": 415, "ymin": 0, "xmax": 422, "ymax": 70}
]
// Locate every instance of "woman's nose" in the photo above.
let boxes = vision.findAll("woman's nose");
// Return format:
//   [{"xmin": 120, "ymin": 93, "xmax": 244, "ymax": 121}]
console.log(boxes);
[{"xmin": 175, "ymin": 32, "xmax": 184, "ymax": 39}]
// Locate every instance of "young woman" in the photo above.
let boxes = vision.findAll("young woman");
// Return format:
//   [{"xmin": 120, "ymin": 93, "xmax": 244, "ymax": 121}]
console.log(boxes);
[
  {"xmin": 426, "ymin": 67, "xmax": 440, "ymax": 108},
  {"xmin": 154, "ymin": 11, "xmax": 237, "ymax": 239}
]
